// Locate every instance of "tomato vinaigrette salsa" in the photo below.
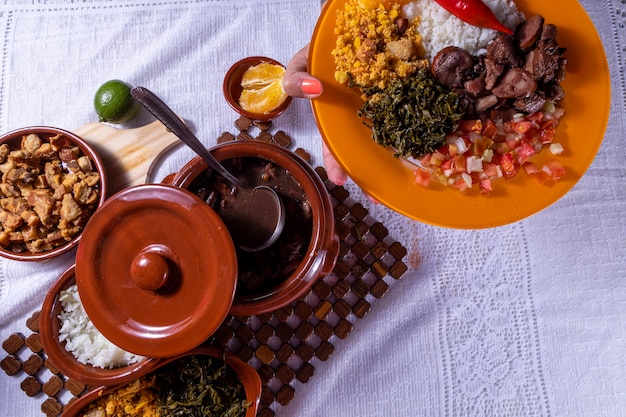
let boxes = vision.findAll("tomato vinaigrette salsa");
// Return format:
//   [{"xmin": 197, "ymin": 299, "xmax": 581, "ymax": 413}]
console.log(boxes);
[{"xmin": 413, "ymin": 105, "xmax": 565, "ymax": 195}]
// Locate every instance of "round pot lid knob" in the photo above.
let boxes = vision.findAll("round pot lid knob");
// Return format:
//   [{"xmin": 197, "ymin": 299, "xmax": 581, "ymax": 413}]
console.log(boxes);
[{"xmin": 130, "ymin": 249, "xmax": 176, "ymax": 293}]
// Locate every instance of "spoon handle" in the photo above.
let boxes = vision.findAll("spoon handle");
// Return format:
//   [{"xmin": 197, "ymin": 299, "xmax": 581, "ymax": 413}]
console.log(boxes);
[{"xmin": 131, "ymin": 86, "xmax": 244, "ymax": 187}]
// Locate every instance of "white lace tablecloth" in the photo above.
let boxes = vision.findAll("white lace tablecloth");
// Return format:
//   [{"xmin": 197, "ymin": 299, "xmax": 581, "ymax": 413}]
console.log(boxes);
[{"xmin": 1, "ymin": 1, "xmax": 625, "ymax": 416}]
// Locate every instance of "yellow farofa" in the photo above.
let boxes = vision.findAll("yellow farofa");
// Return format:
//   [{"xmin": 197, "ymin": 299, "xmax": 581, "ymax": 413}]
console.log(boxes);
[
  {"xmin": 81, "ymin": 376, "xmax": 161, "ymax": 417},
  {"xmin": 332, "ymin": 0, "xmax": 428, "ymax": 89}
]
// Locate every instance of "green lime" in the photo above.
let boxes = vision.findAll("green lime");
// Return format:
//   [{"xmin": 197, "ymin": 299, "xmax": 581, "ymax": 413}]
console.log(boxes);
[{"xmin": 94, "ymin": 79, "xmax": 140, "ymax": 123}]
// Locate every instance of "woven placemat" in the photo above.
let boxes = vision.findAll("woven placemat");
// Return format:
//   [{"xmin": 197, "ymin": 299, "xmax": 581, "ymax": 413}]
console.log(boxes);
[{"xmin": 1, "ymin": 117, "xmax": 409, "ymax": 417}]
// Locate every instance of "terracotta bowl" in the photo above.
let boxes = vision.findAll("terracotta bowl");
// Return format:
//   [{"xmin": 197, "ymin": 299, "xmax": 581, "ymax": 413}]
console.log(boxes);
[
  {"xmin": 223, "ymin": 56, "xmax": 293, "ymax": 122},
  {"xmin": 170, "ymin": 140, "xmax": 340, "ymax": 315},
  {"xmin": 0, "ymin": 126, "xmax": 107, "ymax": 261},
  {"xmin": 39, "ymin": 265, "xmax": 159, "ymax": 386},
  {"xmin": 61, "ymin": 345, "xmax": 262, "ymax": 417}
]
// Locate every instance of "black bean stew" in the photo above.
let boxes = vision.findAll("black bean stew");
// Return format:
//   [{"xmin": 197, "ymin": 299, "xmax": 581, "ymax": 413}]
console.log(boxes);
[{"xmin": 189, "ymin": 157, "xmax": 313, "ymax": 296}]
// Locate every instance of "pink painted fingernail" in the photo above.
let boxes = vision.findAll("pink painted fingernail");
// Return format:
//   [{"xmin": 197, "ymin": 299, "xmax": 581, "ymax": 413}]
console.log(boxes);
[{"xmin": 301, "ymin": 78, "xmax": 322, "ymax": 96}]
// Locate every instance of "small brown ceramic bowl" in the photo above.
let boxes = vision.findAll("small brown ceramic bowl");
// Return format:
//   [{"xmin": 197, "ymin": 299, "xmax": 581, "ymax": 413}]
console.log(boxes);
[
  {"xmin": 61, "ymin": 345, "xmax": 262, "ymax": 417},
  {"xmin": 170, "ymin": 140, "xmax": 340, "ymax": 315},
  {"xmin": 223, "ymin": 56, "xmax": 293, "ymax": 122},
  {"xmin": 39, "ymin": 265, "xmax": 159, "ymax": 387},
  {"xmin": 0, "ymin": 126, "xmax": 107, "ymax": 261}
]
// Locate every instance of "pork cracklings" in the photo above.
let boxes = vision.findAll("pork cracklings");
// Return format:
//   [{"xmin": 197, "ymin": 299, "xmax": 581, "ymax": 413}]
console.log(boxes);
[{"xmin": 0, "ymin": 133, "xmax": 101, "ymax": 253}]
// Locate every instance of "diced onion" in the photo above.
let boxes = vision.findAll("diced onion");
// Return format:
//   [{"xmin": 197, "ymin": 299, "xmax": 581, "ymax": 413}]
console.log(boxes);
[
  {"xmin": 482, "ymin": 148, "xmax": 494, "ymax": 163},
  {"xmin": 461, "ymin": 173, "xmax": 472, "ymax": 187},
  {"xmin": 549, "ymin": 143, "xmax": 564, "ymax": 155},
  {"xmin": 466, "ymin": 156, "xmax": 483, "ymax": 173},
  {"xmin": 455, "ymin": 137, "xmax": 468, "ymax": 154}
]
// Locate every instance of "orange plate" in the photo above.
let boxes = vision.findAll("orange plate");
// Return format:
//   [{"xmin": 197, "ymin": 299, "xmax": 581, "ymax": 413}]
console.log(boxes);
[{"xmin": 309, "ymin": 0, "xmax": 610, "ymax": 228}]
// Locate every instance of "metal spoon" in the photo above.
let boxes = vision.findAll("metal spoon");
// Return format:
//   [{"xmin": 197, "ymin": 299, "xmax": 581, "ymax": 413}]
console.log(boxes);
[{"xmin": 131, "ymin": 86, "xmax": 285, "ymax": 252}]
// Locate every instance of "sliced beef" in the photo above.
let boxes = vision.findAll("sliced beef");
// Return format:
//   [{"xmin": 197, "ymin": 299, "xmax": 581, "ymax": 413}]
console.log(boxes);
[
  {"xmin": 515, "ymin": 15, "xmax": 544, "ymax": 50},
  {"xmin": 513, "ymin": 91, "xmax": 546, "ymax": 113},
  {"xmin": 484, "ymin": 58, "xmax": 504, "ymax": 90},
  {"xmin": 491, "ymin": 68, "xmax": 537, "ymax": 99},
  {"xmin": 540, "ymin": 23, "xmax": 558, "ymax": 42},
  {"xmin": 463, "ymin": 77, "xmax": 486, "ymax": 97},
  {"xmin": 474, "ymin": 94, "xmax": 499, "ymax": 113},
  {"xmin": 524, "ymin": 24, "xmax": 562, "ymax": 83},
  {"xmin": 555, "ymin": 57, "xmax": 568, "ymax": 82},
  {"xmin": 486, "ymin": 34, "xmax": 521, "ymax": 67},
  {"xmin": 428, "ymin": 15, "xmax": 566, "ymax": 119},
  {"xmin": 546, "ymin": 83, "xmax": 565, "ymax": 102}
]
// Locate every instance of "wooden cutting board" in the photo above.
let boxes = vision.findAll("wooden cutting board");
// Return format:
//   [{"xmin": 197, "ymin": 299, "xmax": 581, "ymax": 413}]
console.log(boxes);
[{"xmin": 73, "ymin": 120, "xmax": 181, "ymax": 196}]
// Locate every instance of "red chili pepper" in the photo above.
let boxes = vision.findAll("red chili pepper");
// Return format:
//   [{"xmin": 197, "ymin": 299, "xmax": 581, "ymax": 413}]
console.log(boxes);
[{"xmin": 434, "ymin": 0, "xmax": 514, "ymax": 34}]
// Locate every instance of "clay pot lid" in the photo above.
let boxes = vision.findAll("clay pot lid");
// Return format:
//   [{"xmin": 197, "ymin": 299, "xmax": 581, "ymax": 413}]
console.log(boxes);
[{"xmin": 75, "ymin": 184, "xmax": 238, "ymax": 358}]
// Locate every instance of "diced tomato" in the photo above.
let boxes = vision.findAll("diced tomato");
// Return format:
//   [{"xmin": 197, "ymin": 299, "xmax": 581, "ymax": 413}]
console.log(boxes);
[
  {"xmin": 506, "ymin": 138, "xmax": 519, "ymax": 150},
  {"xmin": 419, "ymin": 154, "xmax": 431, "ymax": 168},
  {"xmin": 457, "ymin": 119, "xmax": 482, "ymax": 133},
  {"xmin": 414, "ymin": 168, "xmax": 431, "ymax": 187},
  {"xmin": 481, "ymin": 118, "xmax": 498, "ymax": 139},
  {"xmin": 452, "ymin": 175, "xmax": 470, "ymax": 192},
  {"xmin": 473, "ymin": 135, "xmax": 494, "ymax": 155},
  {"xmin": 411, "ymin": 111, "xmax": 565, "ymax": 193},
  {"xmin": 483, "ymin": 162, "xmax": 500, "ymax": 178},
  {"xmin": 447, "ymin": 142, "xmax": 459, "ymax": 157},
  {"xmin": 479, "ymin": 178, "xmax": 493, "ymax": 194},
  {"xmin": 540, "ymin": 123, "xmax": 557, "ymax": 144},
  {"xmin": 522, "ymin": 161, "xmax": 538, "ymax": 175},
  {"xmin": 500, "ymin": 152, "xmax": 518, "ymax": 180},
  {"xmin": 512, "ymin": 120, "xmax": 532, "ymax": 134},
  {"xmin": 529, "ymin": 111, "xmax": 544, "ymax": 121},
  {"xmin": 450, "ymin": 155, "xmax": 467, "ymax": 174},
  {"xmin": 432, "ymin": 171, "xmax": 449, "ymax": 186},
  {"xmin": 516, "ymin": 140, "xmax": 536, "ymax": 164},
  {"xmin": 546, "ymin": 161, "xmax": 566, "ymax": 180},
  {"xmin": 534, "ymin": 170, "xmax": 551, "ymax": 184},
  {"xmin": 441, "ymin": 158, "xmax": 453, "ymax": 176},
  {"xmin": 495, "ymin": 142, "xmax": 511, "ymax": 155},
  {"xmin": 430, "ymin": 151, "xmax": 446, "ymax": 166},
  {"xmin": 471, "ymin": 171, "xmax": 483, "ymax": 183}
]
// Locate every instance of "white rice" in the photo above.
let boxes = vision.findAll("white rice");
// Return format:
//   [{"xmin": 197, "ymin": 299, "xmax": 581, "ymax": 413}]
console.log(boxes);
[
  {"xmin": 58, "ymin": 284, "xmax": 144, "ymax": 369},
  {"xmin": 403, "ymin": 0, "xmax": 525, "ymax": 60}
]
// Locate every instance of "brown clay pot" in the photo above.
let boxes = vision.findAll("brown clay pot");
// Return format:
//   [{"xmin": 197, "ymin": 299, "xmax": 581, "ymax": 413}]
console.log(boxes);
[{"xmin": 170, "ymin": 140, "xmax": 339, "ymax": 315}]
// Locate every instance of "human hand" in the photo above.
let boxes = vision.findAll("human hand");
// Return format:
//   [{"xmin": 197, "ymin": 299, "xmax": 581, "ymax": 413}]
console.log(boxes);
[{"xmin": 283, "ymin": 44, "xmax": 349, "ymax": 186}]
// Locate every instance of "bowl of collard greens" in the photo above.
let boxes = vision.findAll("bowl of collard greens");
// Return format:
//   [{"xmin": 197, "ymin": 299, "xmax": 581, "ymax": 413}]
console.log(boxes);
[{"xmin": 62, "ymin": 345, "xmax": 261, "ymax": 417}]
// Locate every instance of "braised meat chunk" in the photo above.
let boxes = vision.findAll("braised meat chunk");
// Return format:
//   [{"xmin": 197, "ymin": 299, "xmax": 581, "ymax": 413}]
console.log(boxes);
[{"xmin": 429, "ymin": 15, "xmax": 567, "ymax": 117}]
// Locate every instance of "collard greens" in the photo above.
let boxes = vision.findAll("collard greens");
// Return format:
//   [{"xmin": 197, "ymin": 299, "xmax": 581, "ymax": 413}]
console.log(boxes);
[
  {"xmin": 358, "ymin": 68, "xmax": 465, "ymax": 158},
  {"xmin": 157, "ymin": 355, "xmax": 250, "ymax": 417}
]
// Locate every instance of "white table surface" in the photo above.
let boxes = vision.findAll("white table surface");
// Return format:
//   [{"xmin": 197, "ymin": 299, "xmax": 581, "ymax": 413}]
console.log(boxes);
[{"xmin": 1, "ymin": 1, "xmax": 624, "ymax": 416}]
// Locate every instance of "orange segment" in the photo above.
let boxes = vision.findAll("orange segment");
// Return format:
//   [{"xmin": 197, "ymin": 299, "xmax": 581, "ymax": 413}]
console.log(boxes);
[
  {"xmin": 239, "ymin": 62, "xmax": 287, "ymax": 114},
  {"xmin": 239, "ymin": 79, "xmax": 287, "ymax": 115}
]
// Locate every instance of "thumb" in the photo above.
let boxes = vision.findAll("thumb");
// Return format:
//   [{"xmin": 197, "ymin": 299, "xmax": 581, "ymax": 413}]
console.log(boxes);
[{"xmin": 283, "ymin": 44, "xmax": 323, "ymax": 99}]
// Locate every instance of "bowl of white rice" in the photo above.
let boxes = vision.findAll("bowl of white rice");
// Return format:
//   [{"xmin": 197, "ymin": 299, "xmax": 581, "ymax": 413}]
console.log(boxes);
[{"xmin": 39, "ymin": 265, "xmax": 159, "ymax": 386}]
